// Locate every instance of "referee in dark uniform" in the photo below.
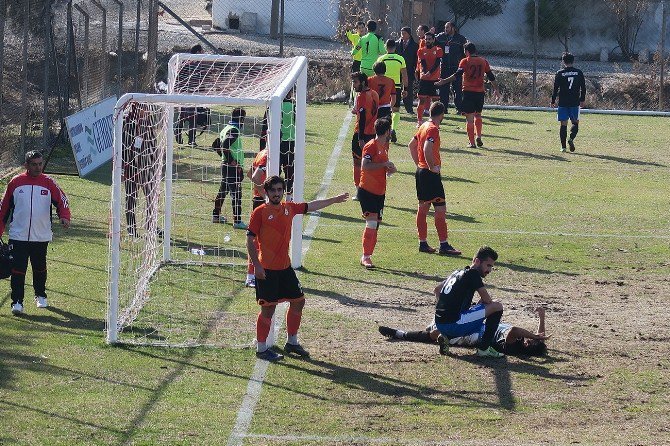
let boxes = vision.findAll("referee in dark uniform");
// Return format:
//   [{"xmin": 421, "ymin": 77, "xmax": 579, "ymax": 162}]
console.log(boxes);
[
  {"xmin": 551, "ymin": 52, "xmax": 586, "ymax": 152},
  {"xmin": 396, "ymin": 27, "xmax": 419, "ymax": 114}
]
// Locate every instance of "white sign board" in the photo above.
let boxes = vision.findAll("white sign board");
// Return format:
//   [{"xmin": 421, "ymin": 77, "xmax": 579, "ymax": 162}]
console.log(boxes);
[{"xmin": 65, "ymin": 96, "xmax": 116, "ymax": 177}]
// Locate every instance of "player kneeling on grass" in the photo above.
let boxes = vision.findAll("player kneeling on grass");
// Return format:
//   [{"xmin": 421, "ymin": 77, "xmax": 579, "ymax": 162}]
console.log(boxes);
[
  {"xmin": 432, "ymin": 246, "xmax": 505, "ymax": 357},
  {"xmin": 551, "ymin": 52, "xmax": 586, "ymax": 153},
  {"xmin": 358, "ymin": 118, "xmax": 396, "ymax": 269},
  {"xmin": 379, "ymin": 307, "xmax": 550, "ymax": 357},
  {"xmin": 247, "ymin": 176, "xmax": 348, "ymax": 362}
]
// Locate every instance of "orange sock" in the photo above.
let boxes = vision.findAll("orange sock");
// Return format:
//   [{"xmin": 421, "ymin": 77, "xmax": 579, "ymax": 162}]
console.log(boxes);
[
  {"xmin": 256, "ymin": 313, "xmax": 272, "ymax": 343},
  {"xmin": 286, "ymin": 308, "xmax": 302, "ymax": 337},
  {"xmin": 362, "ymin": 226, "xmax": 378, "ymax": 257},
  {"xmin": 474, "ymin": 114, "xmax": 483, "ymax": 137},
  {"xmin": 416, "ymin": 207, "xmax": 429, "ymax": 240},
  {"xmin": 435, "ymin": 212, "xmax": 448, "ymax": 242},
  {"xmin": 417, "ymin": 101, "xmax": 425, "ymax": 123},
  {"xmin": 466, "ymin": 121, "xmax": 475, "ymax": 145},
  {"xmin": 353, "ymin": 162, "xmax": 361, "ymax": 187}
]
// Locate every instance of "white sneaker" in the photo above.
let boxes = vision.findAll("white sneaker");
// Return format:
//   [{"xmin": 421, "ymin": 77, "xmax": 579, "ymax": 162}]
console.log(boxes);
[
  {"xmin": 11, "ymin": 303, "xmax": 23, "ymax": 315},
  {"xmin": 35, "ymin": 296, "xmax": 48, "ymax": 308}
]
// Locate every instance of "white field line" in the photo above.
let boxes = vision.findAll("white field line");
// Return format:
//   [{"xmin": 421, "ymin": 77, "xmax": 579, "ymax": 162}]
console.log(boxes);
[
  {"xmin": 313, "ymin": 222, "xmax": 670, "ymax": 240},
  {"xmin": 241, "ymin": 433, "xmax": 539, "ymax": 446},
  {"xmin": 227, "ymin": 111, "xmax": 353, "ymax": 446}
]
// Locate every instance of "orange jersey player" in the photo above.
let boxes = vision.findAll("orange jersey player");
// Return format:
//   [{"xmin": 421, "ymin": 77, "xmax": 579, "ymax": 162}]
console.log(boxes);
[
  {"xmin": 367, "ymin": 61, "xmax": 396, "ymax": 121},
  {"xmin": 247, "ymin": 176, "xmax": 348, "ymax": 362},
  {"xmin": 357, "ymin": 118, "xmax": 396, "ymax": 269},
  {"xmin": 408, "ymin": 101, "xmax": 460, "ymax": 257},
  {"xmin": 350, "ymin": 71, "xmax": 379, "ymax": 189},
  {"xmin": 416, "ymin": 32, "xmax": 443, "ymax": 127},
  {"xmin": 436, "ymin": 41, "xmax": 499, "ymax": 148}
]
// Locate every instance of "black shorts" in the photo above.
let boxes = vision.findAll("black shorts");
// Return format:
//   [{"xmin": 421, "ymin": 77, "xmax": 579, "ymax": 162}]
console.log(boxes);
[
  {"xmin": 394, "ymin": 88, "xmax": 402, "ymax": 108},
  {"xmin": 351, "ymin": 133, "xmax": 375, "ymax": 159},
  {"xmin": 418, "ymin": 79, "xmax": 439, "ymax": 98},
  {"xmin": 255, "ymin": 267, "xmax": 304, "ymax": 305},
  {"xmin": 357, "ymin": 187, "xmax": 385, "ymax": 218},
  {"xmin": 280, "ymin": 140, "xmax": 295, "ymax": 167},
  {"xmin": 461, "ymin": 91, "xmax": 485, "ymax": 114},
  {"xmin": 415, "ymin": 168, "xmax": 446, "ymax": 204},
  {"xmin": 352, "ymin": 60, "xmax": 361, "ymax": 73},
  {"xmin": 377, "ymin": 107, "xmax": 392, "ymax": 120}
]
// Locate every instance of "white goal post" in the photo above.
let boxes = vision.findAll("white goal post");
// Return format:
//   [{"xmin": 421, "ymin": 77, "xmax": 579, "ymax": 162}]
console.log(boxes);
[{"xmin": 107, "ymin": 55, "xmax": 308, "ymax": 345}]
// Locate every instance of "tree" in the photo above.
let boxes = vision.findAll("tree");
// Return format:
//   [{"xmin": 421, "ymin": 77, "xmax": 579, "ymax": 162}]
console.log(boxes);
[
  {"xmin": 6, "ymin": 0, "xmax": 52, "ymax": 35},
  {"xmin": 606, "ymin": 0, "xmax": 648, "ymax": 60},
  {"xmin": 445, "ymin": 0, "xmax": 509, "ymax": 30},
  {"xmin": 525, "ymin": 0, "xmax": 577, "ymax": 52}
]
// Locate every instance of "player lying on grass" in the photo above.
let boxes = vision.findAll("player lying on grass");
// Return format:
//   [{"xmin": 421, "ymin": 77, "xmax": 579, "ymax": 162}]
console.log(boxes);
[{"xmin": 378, "ymin": 306, "xmax": 550, "ymax": 357}]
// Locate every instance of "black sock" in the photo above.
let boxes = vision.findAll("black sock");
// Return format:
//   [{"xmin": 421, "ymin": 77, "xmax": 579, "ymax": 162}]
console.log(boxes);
[
  {"xmin": 403, "ymin": 330, "xmax": 434, "ymax": 343},
  {"xmin": 559, "ymin": 125, "xmax": 567, "ymax": 148},
  {"xmin": 570, "ymin": 123, "xmax": 579, "ymax": 140},
  {"xmin": 479, "ymin": 310, "xmax": 503, "ymax": 350}
]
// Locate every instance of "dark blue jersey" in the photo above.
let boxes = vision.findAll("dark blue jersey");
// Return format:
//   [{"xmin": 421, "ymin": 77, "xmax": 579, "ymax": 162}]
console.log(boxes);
[{"xmin": 552, "ymin": 67, "xmax": 586, "ymax": 107}]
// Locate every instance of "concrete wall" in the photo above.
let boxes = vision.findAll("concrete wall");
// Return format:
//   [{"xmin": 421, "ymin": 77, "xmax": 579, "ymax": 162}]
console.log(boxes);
[{"xmin": 212, "ymin": 0, "xmax": 339, "ymax": 38}]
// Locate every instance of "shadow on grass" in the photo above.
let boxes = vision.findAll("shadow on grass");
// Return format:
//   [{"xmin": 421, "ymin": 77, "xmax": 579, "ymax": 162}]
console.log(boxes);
[
  {"xmin": 484, "ymin": 115, "xmax": 534, "ymax": 125},
  {"xmin": 303, "ymin": 235, "xmax": 343, "ymax": 244},
  {"xmin": 17, "ymin": 306, "xmax": 105, "ymax": 332},
  {"xmin": 571, "ymin": 152, "xmax": 666, "ymax": 168},
  {"xmin": 303, "ymin": 286, "xmax": 419, "ymax": 314},
  {"xmin": 391, "ymin": 170, "xmax": 479, "ymax": 185},
  {"xmin": 317, "ymin": 211, "xmax": 397, "ymax": 227},
  {"xmin": 278, "ymin": 357, "xmax": 503, "ymax": 409},
  {"xmin": 382, "ymin": 204, "xmax": 480, "ymax": 224},
  {"xmin": 496, "ymin": 260, "xmax": 579, "ymax": 276},
  {"xmin": 496, "ymin": 148, "xmax": 569, "ymax": 162}
]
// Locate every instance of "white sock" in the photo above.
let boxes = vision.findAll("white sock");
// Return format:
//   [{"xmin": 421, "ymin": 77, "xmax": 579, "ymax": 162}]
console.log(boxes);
[
  {"xmin": 395, "ymin": 330, "xmax": 406, "ymax": 339},
  {"xmin": 287, "ymin": 334, "xmax": 298, "ymax": 345},
  {"xmin": 246, "ymin": 273, "xmax": 254, "ymax": 281},
  {"xmin": 257, "ymin": 341, "xmax": 267, "ymax": 353}
]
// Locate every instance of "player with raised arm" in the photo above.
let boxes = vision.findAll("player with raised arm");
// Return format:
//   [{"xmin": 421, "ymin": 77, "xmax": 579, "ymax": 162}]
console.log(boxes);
[
  {"xmin": 353, "ymin": 20, "xmax": 386, "ymax": 77},
  {"xmin": 350, "ymin": 72, "xmax": 379, "ymax": 192},
  {"xmin": 347, "ymin": 21, "xmax": 366, "ymax": 73},
  {"xmin": 551, "ymin": 52, "xmax": 586, "ymax": 152},
  {"xmin": 367, "ymin": 62, "xmax": 396, "ymax": 121},
  {"xmin": 376, "ymin": 39, "xmax": 408, "ymax": 142},
  {"xmin": 416, "ymin": 32, "xmax": 443, "ymax": 127},
  {"xmin": 434, "ymin": 246, "xmax": 505, "ymax": 357},
  {"xmin": 408, "ymin": 101, "xmax": 460, "ymax": 256},
  {"xmin": 247, "ymin": 176, "xmax": 348, "ymax": 362},
  {"xmin": 437, "ymin": 41, "xmax": 499, "ymax": 148},
  {"xmin": 358, "ymin": 118, "xmax": 396, "ymax": 269}
]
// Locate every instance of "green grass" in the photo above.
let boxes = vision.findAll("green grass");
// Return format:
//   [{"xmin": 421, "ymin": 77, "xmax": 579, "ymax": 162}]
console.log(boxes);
[{"xmin": 1, "ymin": 104, "xmax": 669, "ymax": 445}]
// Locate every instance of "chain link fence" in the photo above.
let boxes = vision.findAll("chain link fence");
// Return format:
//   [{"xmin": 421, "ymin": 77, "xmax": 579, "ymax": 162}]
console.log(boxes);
[{"xmin": 1, "ymin": 0, "xmax": 668, "ymax": 176}]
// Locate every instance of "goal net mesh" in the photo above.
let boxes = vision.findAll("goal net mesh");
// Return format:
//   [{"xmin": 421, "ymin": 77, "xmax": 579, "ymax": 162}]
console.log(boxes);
[{"xmin": 107, "ymin": 55, "xmax": 303, "ymax": 347}]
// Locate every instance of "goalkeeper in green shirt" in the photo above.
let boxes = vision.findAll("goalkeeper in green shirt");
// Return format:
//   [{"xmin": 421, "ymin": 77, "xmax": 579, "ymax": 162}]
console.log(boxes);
[
  {"xmin": 352, "ymin": 20, "xmax": 385, "ymax": 76},
  {"xmin": 376, "ymin": 39, "xmax": 408, "ymax": 143}
]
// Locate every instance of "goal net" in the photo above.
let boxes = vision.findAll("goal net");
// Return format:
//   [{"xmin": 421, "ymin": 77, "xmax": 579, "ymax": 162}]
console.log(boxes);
[{"xmin": 107, "ymin": 54, "xmax": 308, "ymax": 346}]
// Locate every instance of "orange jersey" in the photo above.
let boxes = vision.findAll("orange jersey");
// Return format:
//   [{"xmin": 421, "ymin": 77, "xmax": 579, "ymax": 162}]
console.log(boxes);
[
  {"xmin": 418, "ymin": 45, "xmax": 443, "ymax": 81},
  {"xmin": 459, "ymin": 56, "xmax": 492, "ymax": 93},
  {"xmin": 418, "ymin": 38, "xmax": 426, "ymax": 50},
  {"xmin": 354, "ymin": 88, "xmax": 379, "ymax": 136},
  {"xmin": 360, "ymin": 138, "xmax": 389, "ymax": 195},
  {"xmin": 367, "ymin": 75, "xmax": 396, "ymax": 107},
  {"xmin": 248, "ymin": 201, "xmax": 308, "ymax": 270},
  {"xmin": 414, "ymin": 121, "xmax": 441, "ymax": 169},
  {"xmin": 251, "ymin": 149, "xmax": 267, "ymax": 198}
]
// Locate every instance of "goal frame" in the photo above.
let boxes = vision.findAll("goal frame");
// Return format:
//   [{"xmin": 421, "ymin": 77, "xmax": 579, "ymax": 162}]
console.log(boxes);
[{"xmin": 107, "ymin": 55, "xmax": 308, "ymax": 344}]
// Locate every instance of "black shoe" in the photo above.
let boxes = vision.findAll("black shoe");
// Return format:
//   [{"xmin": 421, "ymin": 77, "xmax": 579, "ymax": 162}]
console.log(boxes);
[
  {"xmin": 568, "ymin": 138, "xmax": 575, "ymax": 152},
  {"xmin": 390, "ymin": 130, "xmax": 397, "ymax": 143},
  {"xmin": 378, "ymin": 326, "xmax": 397, "ymax": 338},
  {"xmin": 419, "ymin": 243, "xmax": 436, "ymax": 254},
  {"xmin": 438, "ymin": 242, "xmax": 461, "ymax": 256},
  {"xmin": 437, "ymin": 335, "xmax": 449, "ymax": 355},
  {"xmin": 476, "ymin": 137, "xmax": 483, "ymax": 147},
  {"xmin": 284, "ymin": 342, "xmax": 310, "ymax": 357},
  {"xmin": 256, "ymin": 349, "xmax": 284, "ymax": 362}
]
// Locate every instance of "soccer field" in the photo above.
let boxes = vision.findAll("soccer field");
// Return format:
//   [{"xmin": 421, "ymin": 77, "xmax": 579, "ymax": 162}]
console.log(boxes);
[{"xmin": 1, "ymin": 104, "xmax": 669, "ymax": 445}]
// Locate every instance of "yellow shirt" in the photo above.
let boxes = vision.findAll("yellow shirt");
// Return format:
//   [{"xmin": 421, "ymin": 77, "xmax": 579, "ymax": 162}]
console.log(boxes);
[{"xmin": 347, "ymin": 30, "xmax": 362, "ymax": 62}]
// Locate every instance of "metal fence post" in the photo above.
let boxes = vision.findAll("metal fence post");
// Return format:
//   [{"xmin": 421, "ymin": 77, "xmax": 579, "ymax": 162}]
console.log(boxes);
[
  {"xmin": 279, "ymin": 0, "xmax": 285, "ymax": 57},
  {"xmin": 134, "ymin": 0, "xmax": 141, "ymax": 91},
  {"xmin": 65, "ymin": 0, "xmax": 72, "ymax": 117},
  {"xmin": 113, "ymin": 0, "xmax": 123, "ymax": 96},
  {"xmin": 43, "ymin": 3, "xmax": 51, "ymax": 149},
  {"xmin": 0, "ymin": 0, "xmax": 5, "ymax": 129},
  {"xmin": 532, "ymin": 0, "xmax": 539, "ymax": 105},
  {"xmin": 91, "ymin": 0, "xmax": 108, "ymax": 97},
  {"xmin": 74, "ymin": 4, "xmax": 90, "ymax": 107},
  {"xmin": 143, "ymin": 0, "xmax": 158, "ymax": 90},
  {"xmin": 660, "ymin": 0, "xmax": 666, "ymax": 111},
  {"xmin": 20, "ymin": 0, "xmax": 29, "ymax": 157}
]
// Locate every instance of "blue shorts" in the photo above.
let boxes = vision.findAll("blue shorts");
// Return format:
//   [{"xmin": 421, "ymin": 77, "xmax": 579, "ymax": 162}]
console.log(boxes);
[
  {"xmin": 557, "ymin": 106, "xmax": 580, "ymax": 122},
  {"xmin": 435, "ymin": 303, "xmax": 487, "ymax": 338}
]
